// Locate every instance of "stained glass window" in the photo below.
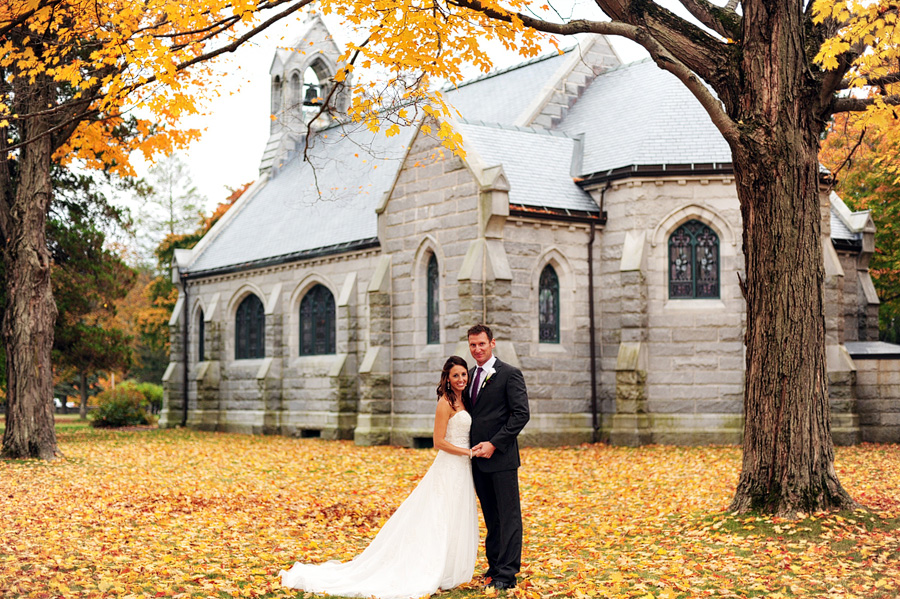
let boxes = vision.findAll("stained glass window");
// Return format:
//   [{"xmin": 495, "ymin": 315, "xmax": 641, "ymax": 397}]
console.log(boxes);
[
  {"xmin": 300, "ymin": 284, "xmax": 336, "ymax": 355},
  {"xmin": 668, "ymin": 220, "xmax": 720, "ymax": 299},
  {"xmin": 539, "ymin": 264, "xmax": 560, "ymax": 343},
  {"xmin": 427, "ymin": 254, "xmax": 440, "ymax": 344},
  {"xmin": 235, "ymin": 295, "xmax": 265, "ymax": 359}
]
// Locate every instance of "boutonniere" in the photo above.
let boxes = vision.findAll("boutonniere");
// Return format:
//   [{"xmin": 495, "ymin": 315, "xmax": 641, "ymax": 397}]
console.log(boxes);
[{"xmin": 481, "ymin": 367, "xmax": 496, "ymax": 388}]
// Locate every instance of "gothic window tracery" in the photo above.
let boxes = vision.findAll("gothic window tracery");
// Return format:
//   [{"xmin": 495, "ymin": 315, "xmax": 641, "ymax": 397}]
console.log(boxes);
[
  {"xmin": 300, "ymin": 284, "xmax": 336, "ymax": 355},
  {"xmin": 235, "ymin": 295, "xmax": 265, "ymax": 359},
  {"xmin": 668, "ymin": 220, "xmax": 720, "ymax": 299},
  {"xmin": 539, "ymin": 264, "xmax": 560, "ymax": 343}
]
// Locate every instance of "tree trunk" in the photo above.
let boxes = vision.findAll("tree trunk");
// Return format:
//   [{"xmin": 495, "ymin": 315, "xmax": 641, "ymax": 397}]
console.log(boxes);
[
  {"xmin": 726, "ymin": 0, "xmax": 854, "ymax": 515},
  {"xmin": 0, "ymin": 72, "xmax": 59, "ymax": 459},
  {"xmin": 79, "ymin": 371, "xmax": 89, "ymax": 421}
]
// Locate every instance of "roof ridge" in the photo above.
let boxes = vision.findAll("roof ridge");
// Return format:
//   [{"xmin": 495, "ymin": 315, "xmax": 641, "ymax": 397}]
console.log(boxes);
[
  {"xmin": 458, "ymin": 118, "xmax": 574, "ymax": 138},
  {"xmin": 444, "ymin": 45, "xmax": 577, "ymax": 91},
  {"xmin": 599, "ymin": 57, "xmax": 653, "ymax": 75}
]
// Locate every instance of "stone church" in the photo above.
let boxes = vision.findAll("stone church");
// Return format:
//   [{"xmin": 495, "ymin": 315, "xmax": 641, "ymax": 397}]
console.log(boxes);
[{"xmin": 160, "ymin": 16, "xmax": 900, "ymax": 446}]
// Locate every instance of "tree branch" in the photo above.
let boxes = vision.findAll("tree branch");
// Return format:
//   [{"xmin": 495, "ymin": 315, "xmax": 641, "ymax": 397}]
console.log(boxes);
[
  {"xmin": 0, "ymin": 0, "xmax": 67, "ymax": 40},
  {"xmin": 833, "ymin": 94, "xmax": 900, "ymax": 113},
  {"xmin": 5, "ymin": 96, "xmax": 95, "ymax": 123},
  {"xmin": 818, "ymin": 53, "xmax": 858, "ymax": 115},
  {"xmin": 840, "ymin": 72, "xmax": 900, "ymax": 90},
  {"xmin": 825, "ymin": 125, "xmax": 867, "ymax": 189},
  {"xmin": 157, "ymin": 0, "xmax": 301, "ymax": 42},
  {"xmin": 3, "ymin": 106, "xmax": 102, "ymax": 154},
  {"xmin": 675, "ymin": 0, "xmax": 741, "ymax": 40},
  {"xmin": 4, "ymin": 0, "xmax": 316, "ymax": 161},
  {"xmin": 302, "ymin": 36, "xmax": 372, "ymax": 162},
  {"xmin": 171, "ymin": 0, "xmax": 315, "ymax": 73}
]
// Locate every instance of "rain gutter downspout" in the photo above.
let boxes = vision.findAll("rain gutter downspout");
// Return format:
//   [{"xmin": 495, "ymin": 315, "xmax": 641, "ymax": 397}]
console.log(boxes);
[
  {"xmin": 588, "ymin": 180, "xmax": 611, "ymax": 442},
  {"xmin": 182, "ymin": 281, "xmax": 189, "ymax": 427},
  {"xmin": 588, "ymin": 221, "xmax": 598, "ymax": 442}
]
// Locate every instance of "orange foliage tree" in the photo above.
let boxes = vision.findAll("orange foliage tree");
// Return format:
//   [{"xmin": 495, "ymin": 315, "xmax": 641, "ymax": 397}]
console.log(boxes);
[
  {"xmin": 820, "ymin": 111, "xmax": 900, "ymax": 341},
  {"xmin": 0, "ymin": 0, "xmax": 318, "ymax": 459},
  {"xmin": 141, "ymin": 183, "xmax": 248, "ymax": 360}
]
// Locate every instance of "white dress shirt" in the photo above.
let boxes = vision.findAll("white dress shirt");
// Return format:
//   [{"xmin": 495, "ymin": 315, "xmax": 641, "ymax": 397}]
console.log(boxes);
[{"xmin": 471, "ymin": 355, "xmax": 497, "ymax": 398}]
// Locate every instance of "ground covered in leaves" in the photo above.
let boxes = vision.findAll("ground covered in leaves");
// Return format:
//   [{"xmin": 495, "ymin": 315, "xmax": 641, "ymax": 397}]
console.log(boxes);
[{"xmin": 1, "ymin": 421, "xmax": 899, "ymax": 599}]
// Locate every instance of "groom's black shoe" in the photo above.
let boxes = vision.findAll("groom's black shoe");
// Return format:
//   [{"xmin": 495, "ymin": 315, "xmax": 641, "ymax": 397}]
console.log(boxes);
[{"xmin": 486, "ymin": 580, "xmax": 516, "ymax": 590}]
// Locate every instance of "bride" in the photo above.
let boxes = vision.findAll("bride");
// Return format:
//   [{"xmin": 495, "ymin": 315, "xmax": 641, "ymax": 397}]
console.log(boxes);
[{"xmin": 280, "ymin": 355, "xmax": 478, "ymax": 599}]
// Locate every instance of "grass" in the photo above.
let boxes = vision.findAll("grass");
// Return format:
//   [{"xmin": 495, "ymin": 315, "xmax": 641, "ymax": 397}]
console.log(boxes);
[
  {"xmin": 0, "ymin": 423, "xmax": 898, "ymax": 598},
  {"xmin": 0, "ymin": 412, "xmax": 92, "ymax": 432}
]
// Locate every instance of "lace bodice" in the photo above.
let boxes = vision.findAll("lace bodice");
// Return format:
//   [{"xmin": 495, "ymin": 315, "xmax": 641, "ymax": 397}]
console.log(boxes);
[{"xmin": 443, "ymin": 410, "xmax": 471, "ymax": 449}]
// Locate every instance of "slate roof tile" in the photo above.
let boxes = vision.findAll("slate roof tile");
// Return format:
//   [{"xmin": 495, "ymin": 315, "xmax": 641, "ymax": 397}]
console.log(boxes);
[
  {"xmin": 188, "ymin": 122, "xmax": 415, "ymax": 274},
  {"xmin": 457, "ymin": 121, "xmax": 597, "ymax": 213},
  {"xmin": 557, "ymin": 59, "xmax": 732, "ymax": 175}
]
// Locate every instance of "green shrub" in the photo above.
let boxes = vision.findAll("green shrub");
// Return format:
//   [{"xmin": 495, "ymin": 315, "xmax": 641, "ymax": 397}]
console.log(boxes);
[
  {"xmin": 134, "ymin": 381, "xmax": 164, "ymax": 414},
  {"xmin": 90, "ymin": 385, "xmax": 156, "ymax": 428}
]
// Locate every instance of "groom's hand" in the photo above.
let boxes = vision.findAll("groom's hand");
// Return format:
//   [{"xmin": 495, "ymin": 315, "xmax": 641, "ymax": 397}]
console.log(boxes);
[{"xmin": 473, "ymin": 441, "xmax": 496, "ymax": 459}]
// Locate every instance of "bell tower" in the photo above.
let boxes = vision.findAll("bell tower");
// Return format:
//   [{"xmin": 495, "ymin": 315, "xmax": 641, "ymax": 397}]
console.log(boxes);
[{"xmin": 259, "ymin": 14, "xmax": 351, "ymax": 174}]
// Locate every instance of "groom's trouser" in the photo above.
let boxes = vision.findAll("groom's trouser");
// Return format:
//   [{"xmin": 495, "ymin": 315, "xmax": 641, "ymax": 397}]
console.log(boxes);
[{"xmin": 472, "ymin": 466, "xmax": 522, "ymax": 584}]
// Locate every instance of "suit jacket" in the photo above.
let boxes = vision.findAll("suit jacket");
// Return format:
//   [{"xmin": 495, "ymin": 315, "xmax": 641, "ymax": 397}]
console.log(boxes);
[{"xmin": 465, "ymin": 357, "xmax": 530, "ymax": 472}]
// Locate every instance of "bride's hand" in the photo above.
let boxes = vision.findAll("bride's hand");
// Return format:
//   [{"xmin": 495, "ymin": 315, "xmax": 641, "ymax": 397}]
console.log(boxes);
[{"xmin": 472, "ymin": 441, "xmax": 496, "ymax": 459}]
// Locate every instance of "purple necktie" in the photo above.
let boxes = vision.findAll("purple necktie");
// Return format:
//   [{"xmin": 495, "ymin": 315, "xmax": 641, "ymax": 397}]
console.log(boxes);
[{"xmin": 471, "ymin": 367, "xmax": 483, "ymax": 404}]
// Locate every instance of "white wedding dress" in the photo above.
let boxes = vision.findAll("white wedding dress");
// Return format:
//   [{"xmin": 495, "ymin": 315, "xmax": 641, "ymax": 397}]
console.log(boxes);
[{"xmin": 280, "ymin": 410, "xmax": 478, "ymax": 599}]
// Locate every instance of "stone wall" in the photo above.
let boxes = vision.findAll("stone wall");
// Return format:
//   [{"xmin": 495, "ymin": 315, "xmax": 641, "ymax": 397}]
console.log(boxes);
[
  {"xmin": 592, "ymin": 175, "xmax": 746, "ymax": 444},
  {"xmin": 855, "ymin": 358, "xmax": 900, "ymax": 443},
  {"xmin": 376, "ymin": 124, "xmax": 602, "ymax": 446},
  {"xmin": 160, "ymin": 248, "xmax": 382, "ymax": 437},
  {"xmin": 502, "ymin": 217, "xmax": 600, "ymax": 446},
  {"xmin": 161, "ymin": 150, "xmax": 883, "ymax": 448},
  {"xmin": 376, "ymin": 125, "xmax": 482, "ymax": 445}
]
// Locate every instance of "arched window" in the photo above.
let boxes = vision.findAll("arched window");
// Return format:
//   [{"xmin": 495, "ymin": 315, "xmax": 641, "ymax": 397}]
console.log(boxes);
[
  {"xmin": 669, "ymin": 220, "xmax": 720, "ymax": 299},
  {"xmin": 290, "ymin": 72, "xmax": 301, "ymax": 107},
  {"xmin": 300, "ymin": 284, "xmax": 336, "ymax": 355},
  {"xmin": 271, "ymin": 76, "xmax": 282, "ymax": 114},
  {"xmin": 539, "ymin": 265, "xmax": 560, "ymax": 343},
  {"xmin": 197, "ymin": 308, "xmax": 205, "ymax": 362},
  {"xmin": 235, "ymin": 295, "xmax": 265, "ymax": 359},
  {"xmin": 427, "ymin": 254, "xmax": 440, "ymax": 344},
  {"xmin": 301, "ymin": 65, "xmax": 324, "ymax": 123}
]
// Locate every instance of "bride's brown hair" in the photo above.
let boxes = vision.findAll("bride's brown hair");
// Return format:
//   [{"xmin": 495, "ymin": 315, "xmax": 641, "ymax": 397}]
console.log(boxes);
[{"xmin": 436, "ymin": 355, "xmax": 469, "ymax": 411}]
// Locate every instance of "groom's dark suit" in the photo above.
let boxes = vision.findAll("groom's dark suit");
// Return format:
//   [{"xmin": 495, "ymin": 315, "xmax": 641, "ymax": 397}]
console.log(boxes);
[{"xmin": 465, "ymin": 357, "xmax": 529, "ymax": 586}]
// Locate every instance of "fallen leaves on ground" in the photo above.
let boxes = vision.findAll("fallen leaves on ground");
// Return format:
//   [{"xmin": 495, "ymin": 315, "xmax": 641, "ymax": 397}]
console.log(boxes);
[{"xmin": 1, "ymin": 427, "xmax": 898, "ymax": 598}]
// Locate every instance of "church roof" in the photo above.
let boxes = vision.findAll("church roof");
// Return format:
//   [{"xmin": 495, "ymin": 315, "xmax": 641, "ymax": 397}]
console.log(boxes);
[
  {"xmin": 187, "ymin": 122, "xmax": 415, "ymax": 275},
  {"xmin": 183, "ymin": 35, "xmax": 857, "ymax": 277},
  {"xmin": 442, "ymin": 51, "xmax": 572, "ymax": 126},
  {"xmin": 829, "ymin": 191, "xmax": 872, "ymax": 246},
  {"xmin": 558, "ymin": 59, "xmax": 732, "ymax": 177},
  {"xmin": 456, "ymin": 121, "xmax": 597, "ymax": 213}
]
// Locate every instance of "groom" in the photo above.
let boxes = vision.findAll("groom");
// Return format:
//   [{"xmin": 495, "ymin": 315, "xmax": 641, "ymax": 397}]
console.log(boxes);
[{"xmin": 466, "ymin": 324, "xmax": 530, "ymax": 590}]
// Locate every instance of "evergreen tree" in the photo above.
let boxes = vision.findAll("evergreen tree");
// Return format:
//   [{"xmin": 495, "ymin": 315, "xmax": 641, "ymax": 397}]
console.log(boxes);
[{"xmin": 48, "ymin": 168, "xmax": 136, "ymax": 420}]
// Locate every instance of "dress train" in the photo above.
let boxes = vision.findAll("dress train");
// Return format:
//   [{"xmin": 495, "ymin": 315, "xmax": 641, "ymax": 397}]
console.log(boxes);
[{"xmin": 280, "ymin": 410, "xmax": 477, "ymax": 599}]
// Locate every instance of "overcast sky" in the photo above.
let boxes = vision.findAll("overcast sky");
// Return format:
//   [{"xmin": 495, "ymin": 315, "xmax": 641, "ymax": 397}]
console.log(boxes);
[{"xmin": 158, "ymin": 4, "xmax": 650, "ymax": 211}]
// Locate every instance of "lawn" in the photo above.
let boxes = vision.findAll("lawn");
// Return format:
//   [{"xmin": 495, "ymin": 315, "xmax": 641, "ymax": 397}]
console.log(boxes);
[{"xmin": 1, "ymin": 422, "xmax": 898, "ymax": 598}]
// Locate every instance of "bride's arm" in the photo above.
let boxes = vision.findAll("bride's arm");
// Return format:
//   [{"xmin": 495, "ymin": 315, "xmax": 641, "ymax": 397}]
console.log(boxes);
[{"xmin": 432, "ymin": 399, "xmax": 473, "ymax": 458}]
